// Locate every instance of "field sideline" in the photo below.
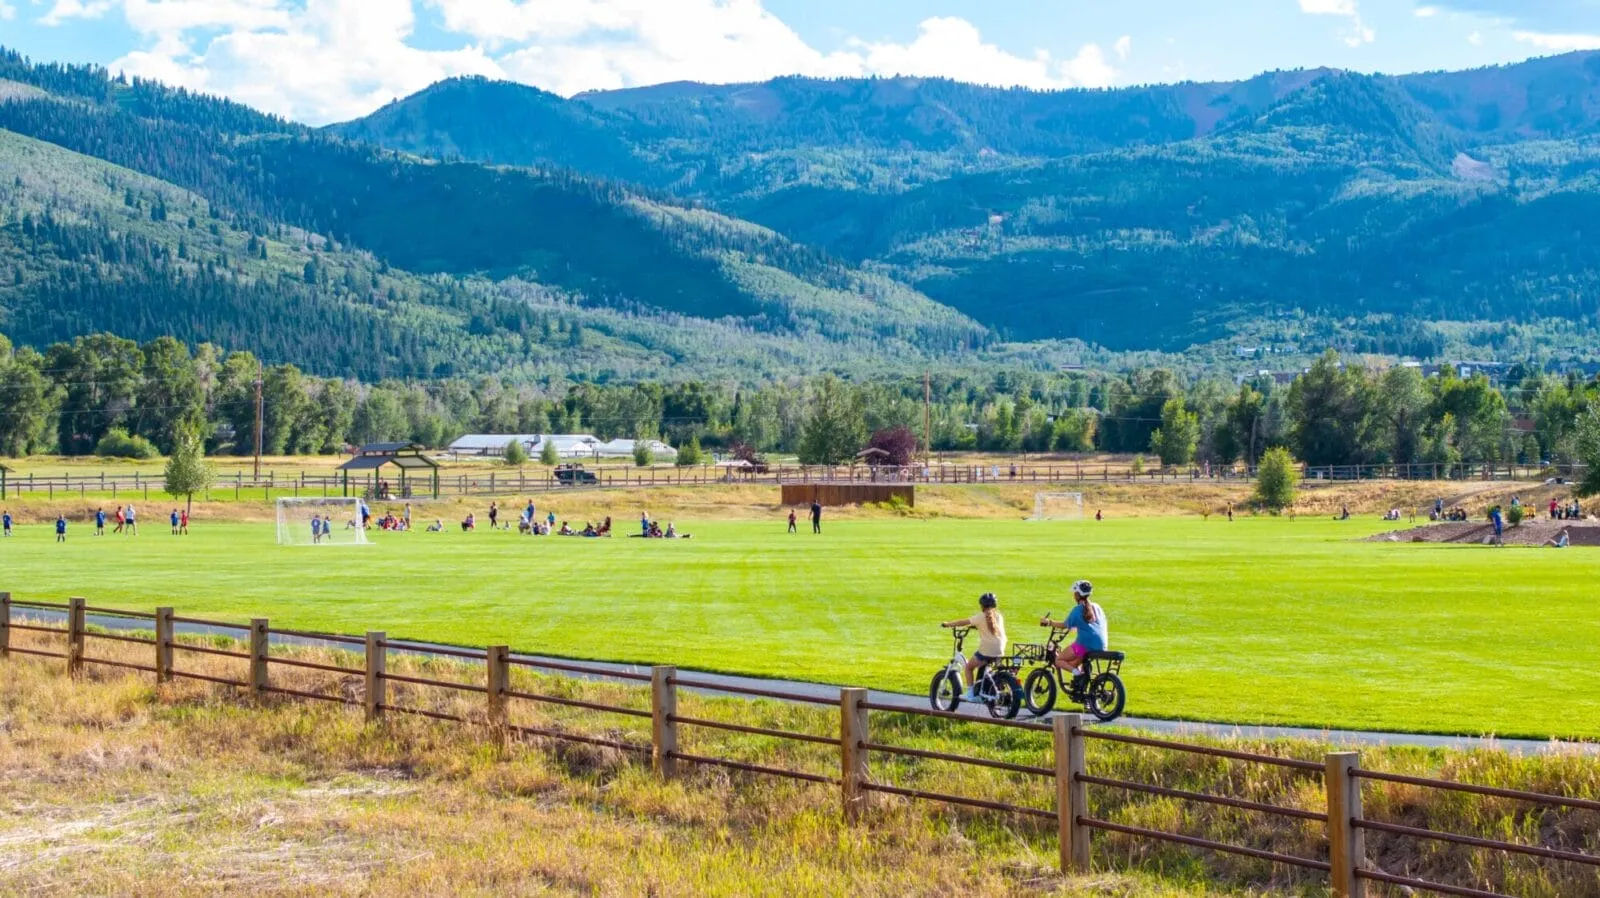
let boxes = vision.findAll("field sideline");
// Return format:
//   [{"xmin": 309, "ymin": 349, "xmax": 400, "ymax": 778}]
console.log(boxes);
[{"xmin": 3, "ymin": 515, "xmax": 1598, "ymax": 740}]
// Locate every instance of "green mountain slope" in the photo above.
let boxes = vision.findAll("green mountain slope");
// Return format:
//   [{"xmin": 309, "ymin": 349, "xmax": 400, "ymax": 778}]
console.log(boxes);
[{"xmin": 0, "ymin": 51, "xmax": 990, "ymax": 377}]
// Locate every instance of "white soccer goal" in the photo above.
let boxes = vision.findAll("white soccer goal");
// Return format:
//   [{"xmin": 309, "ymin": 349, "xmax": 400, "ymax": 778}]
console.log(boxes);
[
  {"xmin": 1032, "ymin": 491, "xmax": 1085, "ymax": 521},
  {"xmin": 276, "ymin": 497, "xmax": 369, "ymax": 546}
]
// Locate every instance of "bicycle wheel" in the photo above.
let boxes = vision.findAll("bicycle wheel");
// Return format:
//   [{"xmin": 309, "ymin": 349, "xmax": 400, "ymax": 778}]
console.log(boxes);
[
  {"xmin": 929, "ymin": 670, "xmax": 962, "ymax": 712},
  {"xmin": 1087, "ymin": 672, "xmax": 1126, "ymax": 722},
  {"xmin": 987, "ymin": 672, "xmax": 1023, "ymax": 720},
  {"xmin": 1022, "ymin": 667, "xmax": 1057, "ymax": 717}
]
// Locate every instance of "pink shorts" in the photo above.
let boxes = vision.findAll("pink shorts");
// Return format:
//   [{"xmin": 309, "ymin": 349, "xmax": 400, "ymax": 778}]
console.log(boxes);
[{"xmin": 1068, "ymin": 643, "xmax": 1089, "ymax": 662}]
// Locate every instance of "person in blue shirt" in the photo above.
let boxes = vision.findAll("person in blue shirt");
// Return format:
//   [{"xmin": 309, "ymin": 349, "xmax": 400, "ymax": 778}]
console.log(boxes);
[
  {"xmin": 640, "ymin": 511, "xmax": 650, "ymax": 536},
  {"xmin": 1041, "ymin": 580, "xmax": 1109, "ymax": 680},
  {"xmin": 170, "ymin": 508, "xmax": 181, "ymax": 535},
  {"xmin": 2, "ymin": 509, "xmax": 11, "ymax": 537},
  {"xmin": 94, "ymin": 507, "xmax": 106, "ymax": 536},
  {"xmin": 310, "ymin": 515, "xmax": 323, "ymax": 545},
  {"xmin": 55, "ymin": 514, "xmax": 67, "ymax": 543},
  {"xmin": 1489, "ymin": 506, "xmax": 1505, "ymax": 546}
]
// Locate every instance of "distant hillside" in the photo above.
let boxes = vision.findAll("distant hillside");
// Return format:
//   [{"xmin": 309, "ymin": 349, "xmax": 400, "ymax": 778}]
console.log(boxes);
[
  {"xmin": 342, "ymin": 52, "xmax": 1600, "ymax": 198},
  {"xmin": 0, "ymin": 50, "xmax": 990, "ymax": 380},
  {"xmin": 6, "ymin": 44, "xmax": 1600, "ymax": 374}
]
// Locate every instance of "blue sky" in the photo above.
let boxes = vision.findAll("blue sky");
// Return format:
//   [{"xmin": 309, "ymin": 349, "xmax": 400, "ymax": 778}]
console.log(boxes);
[{"xmin": 1, "ymin": 0, "xmax": 1597, "ymax": 124}]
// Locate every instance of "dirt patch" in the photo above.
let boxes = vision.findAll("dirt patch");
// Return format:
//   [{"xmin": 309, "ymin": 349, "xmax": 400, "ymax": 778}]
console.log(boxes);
[{"xmin": 1368, "ymin": 519, "xmax": 1600, "ymax": 547}]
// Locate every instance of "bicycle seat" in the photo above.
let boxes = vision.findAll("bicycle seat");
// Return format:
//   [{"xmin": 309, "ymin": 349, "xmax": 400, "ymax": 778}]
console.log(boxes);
[{"xmin": 1085, "ymin": 651, "xmax": 1125, "ymax": 662}]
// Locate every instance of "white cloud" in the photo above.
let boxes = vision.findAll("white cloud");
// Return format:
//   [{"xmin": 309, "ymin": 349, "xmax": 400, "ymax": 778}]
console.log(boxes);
[
  {"xmin": 1467, "ymin": 30, "xmax": 1483, "ymax": 45},
  {"xmin": 851, "ymin": 17, "xmax": 1116, "ymax": 91},
  {"xmin": 0, "ymin": 2, "xmax": 14, "ymax": 19},
  {"xmin": 1513, "ymin": 30, "xmax": 1600, "ymax": 52},
  {"xmin": 40, "ymin": 0, "xmax": 115, "ymax": 25},
  {"xmin": 1413, "ymin": 5, "xmax": 1439, "ymax": 17},
  {"xmin": 108, "ymin": 0, "xmax": 504, "ymax": 123},
  {"xmin": 1296, "ymin": 0, "xmax": 1374, "ymax": 46},
  {"xmin": 74, "ymin": 0, "xmax": 1120, "ymax": 122}
]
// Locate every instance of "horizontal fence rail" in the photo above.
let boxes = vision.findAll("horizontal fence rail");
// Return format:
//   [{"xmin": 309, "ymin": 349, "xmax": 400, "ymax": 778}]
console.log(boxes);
[
  {"xmin": 2, "ymin": 591, "xmax": 1597, "ymax": 898},
  {"xmin": 2, "ymin": 460, "xmax": 1586, "ymax": 502}
]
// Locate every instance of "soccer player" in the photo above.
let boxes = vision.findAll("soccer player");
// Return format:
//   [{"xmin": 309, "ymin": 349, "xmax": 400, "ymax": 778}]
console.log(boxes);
[
  {"xmin": 810, "ymin": 500, "xmax": 822, "ymax": 534},
  {"xmin": 55, "ymin": 514, "xmax": 67, "ymax": 543},
  {"xmin": 125, "ymin": 503, "xmax": 137, "ymax": 535},
  {"xmin": 95, "ymin": 507, "xmax": 106, "ymax": 536},
  {"xmin": 179, "ymin": 509, "xmax": 189, "ymax": 535},
  {"xmin": 2, "ymin": 508, "xmax": 12, "ymax": 537},
  {"xmin": 113, "ymin": 505, "xmax": 125, "ymax": 534},
  {"xmin": 788, "ymin": 509, "xmax": 797, "ymax": 533},
  {"xmin": 170, "ymin": 508, "xmax": 180, "ymax": 535},
  {"xmin": 311, "ymin": 514, "xmax": 323, "ymax": 545}
]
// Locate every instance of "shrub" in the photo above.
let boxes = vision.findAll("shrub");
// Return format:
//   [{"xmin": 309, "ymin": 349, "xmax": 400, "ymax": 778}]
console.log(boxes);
[
  {"xmin": 503, "ymin": 439, "xmax": 528, "ymax": 467},
  {"xmin": 1130, "ymin": 454, "xmax": 1145, "ymax": 476},
  {"xmin": 95, "ymin": 428, "xmax": 159, "ymax": 460},
  {"xmin": 1507, "ymin": 504, "xmax": 1525, "ymax": 526},
  {"xmin": 1253, "ymin": 447, "xmax": 1299, "ymax": 513},
  {"xmin": 676, "ymin": 436, "xmax": 703, "ymax": 467},
  {"xmin": 633, "ymin": 441, "xmax": 652, "ymax": 467},
  {"xmin": 539, "ymin": 440, "xmax": 559, "ymax": 467}
]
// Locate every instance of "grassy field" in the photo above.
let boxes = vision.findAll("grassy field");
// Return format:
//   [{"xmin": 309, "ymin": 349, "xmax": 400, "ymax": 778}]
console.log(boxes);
[{"xmin": 3, "ymin": 514, "xmax": 1599, "ymax": 739}]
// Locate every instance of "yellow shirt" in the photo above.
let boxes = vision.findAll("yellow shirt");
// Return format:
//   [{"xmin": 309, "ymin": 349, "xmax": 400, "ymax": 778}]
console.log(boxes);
[{"xmin": 967, "ymin": 611, "xmax": 1007, "ymax": 657}]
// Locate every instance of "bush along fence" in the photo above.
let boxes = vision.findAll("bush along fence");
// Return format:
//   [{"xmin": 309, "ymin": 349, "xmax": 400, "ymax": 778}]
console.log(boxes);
[
  {"xmin": 2, "ymin": 593, "xmax": 1598, "ymax": 898},
  {"xmin": 0, "ymin": 460, "xmax": 1587, "ymax": 502}
]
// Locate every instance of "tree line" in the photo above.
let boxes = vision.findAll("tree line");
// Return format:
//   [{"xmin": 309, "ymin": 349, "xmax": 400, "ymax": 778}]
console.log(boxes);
[{"xmin": 5, "ymin": 334, "xmax": 1600, "ymax": 482}]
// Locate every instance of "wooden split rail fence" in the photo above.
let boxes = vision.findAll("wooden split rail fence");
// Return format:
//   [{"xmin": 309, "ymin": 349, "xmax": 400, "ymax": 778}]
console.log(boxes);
[{"xmin": 2, "ymin": 592, "xmax": 1597, "ymax": 898}]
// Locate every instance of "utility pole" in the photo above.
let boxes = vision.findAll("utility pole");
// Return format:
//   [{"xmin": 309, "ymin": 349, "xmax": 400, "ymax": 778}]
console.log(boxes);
[
  {"xmin": 253, "ymin": 362, "xmax": 264, "ymax": 480},
  {"xmin": 923, "ymin": 372, "xmax": 933, "ymax": 462}
]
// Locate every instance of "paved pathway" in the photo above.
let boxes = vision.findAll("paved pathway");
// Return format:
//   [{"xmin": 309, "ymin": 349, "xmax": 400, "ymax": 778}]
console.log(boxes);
[{"xmin": 41, "ymin": 611, "xmax": 1598, "ymax": 756}]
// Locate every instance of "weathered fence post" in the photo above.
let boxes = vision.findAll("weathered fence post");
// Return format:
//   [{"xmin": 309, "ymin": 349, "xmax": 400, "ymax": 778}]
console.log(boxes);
[
  {"xmin": 1054, "ymin": 713, "xmax": 1089, "ymax": 873},
  {"xmin": 249, "ymin": 618, "xmax": 269, "ymax": 696},
  {"xmin": 0, "ymin": 592, "xmax": 10, "ymax": 659},
  {"xmin": 486, "ymin": 645, "xmax": 509, "ymax": 729},
  {"xmin": 67, "ymin": 597, "xmax": 86, "ymax": 676},
  {"xmin": 651, "ymin": 665, "xmax": 677, "ymax": 779},
  {"xmin": 1327, "ymin": 751, "xmax": 1364, "ymax": 898},
  {"xmin": 154, "ymin": 607, "xmax": 173, "ymax": 682},
  {"xmin": 365, "ymin": 631, "xmax": 386, "ymax": 721},
  {"xmin": 840, "ymin": 687, "xmax": 870, "ymax": 821}
]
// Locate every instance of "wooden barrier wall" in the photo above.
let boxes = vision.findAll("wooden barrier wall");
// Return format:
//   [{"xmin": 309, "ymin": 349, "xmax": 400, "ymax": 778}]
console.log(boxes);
[{"xmin": 781, "ymin": 484, "xmax": 914, "ymax": 507}]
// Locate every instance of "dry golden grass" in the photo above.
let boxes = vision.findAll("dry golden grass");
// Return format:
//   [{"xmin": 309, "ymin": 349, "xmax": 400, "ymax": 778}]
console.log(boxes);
[
  {"xmin": 0, "ymin": 631, "xmax": 1224, "ymax": 898},
  {"xmin": 3, "ymin": 626, "xmax": 1598, "ymax": 897}
]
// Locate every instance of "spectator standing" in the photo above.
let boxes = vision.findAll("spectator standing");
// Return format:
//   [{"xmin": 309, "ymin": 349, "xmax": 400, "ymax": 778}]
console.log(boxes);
[
  {"xmin": 55, "ymin": 514, "xmax": 67, "ymax": 543},
  {"xmin": 810, "ymin": 500, "xmax": 823, "ymax": 534}
]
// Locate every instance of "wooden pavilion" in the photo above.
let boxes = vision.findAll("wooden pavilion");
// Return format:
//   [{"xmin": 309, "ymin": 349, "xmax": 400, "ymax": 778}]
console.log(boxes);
[{"xmin": 337, "ymin": 443, "xmax": 440, "ymax": 499}]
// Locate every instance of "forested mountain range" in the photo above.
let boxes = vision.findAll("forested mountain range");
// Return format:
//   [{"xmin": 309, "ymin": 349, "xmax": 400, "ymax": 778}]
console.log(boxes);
[
  {"xmin": 338, "ymin": 52, "xmax": 1600, "ymax": 357},
  {"xmin": 3, "ymin": 46, "xmax": 1600, "ymax": 382},
  {"xmin": 0, "ymin": 49, "xmax": 992, "ymax": 384}
]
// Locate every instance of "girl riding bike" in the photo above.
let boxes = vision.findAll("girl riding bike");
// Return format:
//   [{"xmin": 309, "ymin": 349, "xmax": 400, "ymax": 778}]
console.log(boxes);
[
  {"xmin": 942, "ymin": 592, "xmax": 1007, "ymax": 701},
  {"xmin": 1041, "ymin": 580, "xmax": 1108, "ymax": 677}
]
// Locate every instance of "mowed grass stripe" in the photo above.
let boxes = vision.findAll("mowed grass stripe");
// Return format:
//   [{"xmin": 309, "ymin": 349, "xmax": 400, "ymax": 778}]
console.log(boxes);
[{"xmin": 4, "ymin": 516, "xmax": 1598, "ymax": 739}]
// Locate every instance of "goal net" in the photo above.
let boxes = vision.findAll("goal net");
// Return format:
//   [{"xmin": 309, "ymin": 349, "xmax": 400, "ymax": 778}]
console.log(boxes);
[
  {"xmin": 276, "ymin": 497, "xmax": 369, "ymax": 546},
  {"xmin": 1033, "ymin": 492, "xmax": 1085, "ymax": 521}
]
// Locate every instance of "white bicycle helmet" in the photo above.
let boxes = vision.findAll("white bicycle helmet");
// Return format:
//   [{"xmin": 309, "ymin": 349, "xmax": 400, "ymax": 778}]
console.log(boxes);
[{"xmin": 1072, "ymin": 579, "xmax": 1094, "ymax": 598}]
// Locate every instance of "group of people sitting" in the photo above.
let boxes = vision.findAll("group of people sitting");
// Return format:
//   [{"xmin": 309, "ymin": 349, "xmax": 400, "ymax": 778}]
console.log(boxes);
[
  {"xmin": 374, "ymin": 512, "xmax": 409, "ymax": 531},
  {"xmin": 635, "ymin": 519, "xmax": 688, "ymax": 539},
  {"xmin": 1431, "ymin": 506, "xmax": 1471, "ymax": 522}
]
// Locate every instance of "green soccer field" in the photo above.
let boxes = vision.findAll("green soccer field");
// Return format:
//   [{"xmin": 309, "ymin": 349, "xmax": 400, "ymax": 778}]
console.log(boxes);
[{"xmin": 3, "ymin": 516, "xmax": 1598, "ymax": 740}]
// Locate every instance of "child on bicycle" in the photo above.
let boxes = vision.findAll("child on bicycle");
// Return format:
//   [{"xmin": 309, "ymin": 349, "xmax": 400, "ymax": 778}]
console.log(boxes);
[
  {"xmin": 942, "ymin": 592, "xmax": 1007, "ymax": 701},
  {"xmin": 1041, "ymin": 580, "xmax": 1108, "ymax": 680}
]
